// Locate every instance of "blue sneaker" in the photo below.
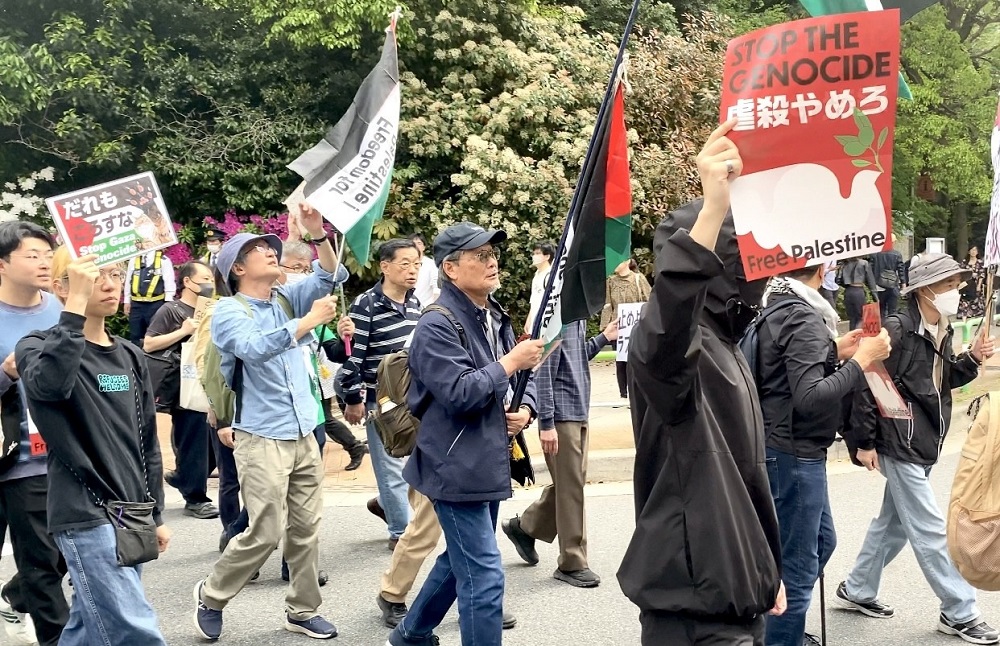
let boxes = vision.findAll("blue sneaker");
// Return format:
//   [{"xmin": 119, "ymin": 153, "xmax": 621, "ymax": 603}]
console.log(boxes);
[
  {"xmin": 193, "ymin": 580, "xmax": 223, "ymax": 641},
  {"xmin": 285, "ymin": 614, "xmax": 337, "ymax": 639}
]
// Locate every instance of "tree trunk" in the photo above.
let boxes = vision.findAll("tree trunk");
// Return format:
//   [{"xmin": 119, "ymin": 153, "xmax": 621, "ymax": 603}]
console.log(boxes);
[{"xmin": 954, "ymin": 201, "xmax": 969, "ymax": 258}]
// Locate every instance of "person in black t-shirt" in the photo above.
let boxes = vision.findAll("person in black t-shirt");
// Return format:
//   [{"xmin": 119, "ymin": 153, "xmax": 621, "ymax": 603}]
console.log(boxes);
[
  {"xmin": 16, "ymin": 248, "xmax": 170, "ymax": 645},
  {"xmin": 144, "ymin": 261, "xmax": 219, "ymax": 519}
]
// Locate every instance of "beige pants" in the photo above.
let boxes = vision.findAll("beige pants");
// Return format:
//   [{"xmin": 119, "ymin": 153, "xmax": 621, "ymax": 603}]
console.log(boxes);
[
  {"xmin": 519, "ymin": 421, "xmax": 590, "ymax": 571},
  {"xmin": 203, "ymin": 430, "xmax": 324, "ymax": 620},
  {"xmin": 380, "ymin": 487, "xmax": 442, "ymax": 603}
]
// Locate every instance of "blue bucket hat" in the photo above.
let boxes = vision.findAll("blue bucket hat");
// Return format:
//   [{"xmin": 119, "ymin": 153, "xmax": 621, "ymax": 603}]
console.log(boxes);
[{"xmin": 216, "ymin": 232, "xmax": 283, "ymax": 281}]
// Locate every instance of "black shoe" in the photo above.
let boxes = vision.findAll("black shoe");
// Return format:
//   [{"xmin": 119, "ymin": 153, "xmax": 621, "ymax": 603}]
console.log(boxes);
[
  {"xmin": 939, "ymin": 614, "xmax": 1000, "ymax": 644},
  {"xmin": 164, "ymin": 470, "xmax": 179, "ymax": 489},
  {"xmin": 388, "ymin": 537, "xmax": 399, "ymax": 552},
  {"xmin": 501, "ymin": 516, "xmax": 538, "ymax": 565},
  {"xmin": 502, "ymin": 611, "xmax": 517, "ymax": 630},
  {"xmin": 835, "ymin": 581, "xmax": 894, "ymax": 618},
  {"xmin": 367, "ymin": 498, "xmax": 387, "ymax": 524},
  {"xmin": 184, "ymin": 502, "xmax": 220, "ymax": 520},
  {"xmin": 553, "ymin": 568, "xmax": 600, "ymax": 588},
  {"xmin": 386, "ymin": 630, "xmax": 439, "ymax": 646},
  {"xmin": 345, "ymin": 445, "xmax": 367, "ymax": 471},
  {"xmin": 218, "ymin": 530, "xmax": 229, "ymax": 553},
  {"xmin": 377, "ymin": 594, "xmax": 408, "ymax": 628},
  {"xmin": 804, "ymin": 633, "xmax": 822, "ymax": 646}
]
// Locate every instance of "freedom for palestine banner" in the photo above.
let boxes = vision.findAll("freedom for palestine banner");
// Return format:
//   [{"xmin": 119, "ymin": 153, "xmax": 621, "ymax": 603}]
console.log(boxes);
[{"xmin": 288, "ymin": 14, "xmax": 400, "ymax": 265}]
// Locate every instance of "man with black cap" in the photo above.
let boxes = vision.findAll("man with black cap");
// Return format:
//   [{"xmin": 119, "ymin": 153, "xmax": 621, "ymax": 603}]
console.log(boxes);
[
  {"xmin": 201, "ymin": 227, "xmax": 226, "ymax": 270},
  {"xmin": 838, "ymin": 252, "xmax": 998, "ymax": 645},
  {"xmin": 385, "ymin": 223, "xmax": 544, "ymax": 646},
  {"xmin": 617, "ymin": 120, "xmax": 786, "ymax": 644},
  {"xmin": 192, "ymin": 204, "xmax": 348, "ymax": 641}
]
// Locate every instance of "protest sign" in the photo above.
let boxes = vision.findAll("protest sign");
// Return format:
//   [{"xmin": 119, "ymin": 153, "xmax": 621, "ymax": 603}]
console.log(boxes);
[
  {"xmin": 864, "ymin": 361, "xmax": 912, "ymax": 420},
  {"xmin": 719, "ymin": 11, "xmax": 901, "ymax": 281},
  {"xmin": 45, "ymin": 172, "xmax": 177, "ymax": 267},
  {"xmin": 616, "ymin": 303, "xmax": 645, "ymax": 361},
  {"xmin": 861, "ymin": 302, "xmax": 881, "ymax": 337}
]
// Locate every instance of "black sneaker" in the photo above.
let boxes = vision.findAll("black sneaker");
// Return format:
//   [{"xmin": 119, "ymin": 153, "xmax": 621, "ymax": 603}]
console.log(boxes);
[
  {"xmin": 501, "ymin": 516, "xmax": 538, "ymax": 565},
  {"xmin": 835, "ymin": 581, "xmax": 894, "ymax": 618},
  {"xmin": 377, "ymin": 594, "xmax": 408, "ymax": 628},
  {"xmin": 804, "ymin": 633, "xmax": 822, "ymax": 645},
  {"xmin": 386, "ymin": 629, "xmax": 440, "ymax": 646},
  {"xmin": 939, "ymin": 614, "xmax": 1000, "ymax": 645},
  {"xmin": 553, "ymin": 568, "xmax": 601, "ymax": 588},
  {"xmin": 184, "ymin": 502, "xmax": 220, "ymax": 520}
]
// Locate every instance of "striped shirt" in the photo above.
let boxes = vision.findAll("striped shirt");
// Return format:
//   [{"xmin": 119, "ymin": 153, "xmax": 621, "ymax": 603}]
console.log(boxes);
[{"xmin": 341, "ymin": 280, "xmax": 421, "ymax": 405}]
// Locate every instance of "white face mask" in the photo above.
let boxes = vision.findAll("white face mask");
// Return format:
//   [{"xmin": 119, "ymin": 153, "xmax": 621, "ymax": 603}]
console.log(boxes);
[
  {"xmin": 207, "ymin": 243, "xmax": 221, "ymax": 254},
  {"xmin": 284, "ymin": 272, "xmax": 308, "ymax": 285},
  {"xmin": 531, "ymin": 253, "xmax": 545, "ymax": 267},
  {"xmin": 926, "ymin": 288, "xmax": 961, "ymax": 318}
]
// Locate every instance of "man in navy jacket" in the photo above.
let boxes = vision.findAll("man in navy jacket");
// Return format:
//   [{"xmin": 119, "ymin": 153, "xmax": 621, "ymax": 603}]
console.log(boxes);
[{"xmin": 387, "ymin": 223, "xmax": 544, "ymax": 646}]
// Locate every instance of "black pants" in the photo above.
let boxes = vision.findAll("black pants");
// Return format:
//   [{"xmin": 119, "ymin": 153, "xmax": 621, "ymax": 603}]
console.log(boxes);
[
  {"xmin": 878, "ymin": 287, "xmax": 900, "ymax": 317},
  {"xmin": 210, "ymin": 430, "xmax": 242, "ymax": 535},
  {"xmin": 0, "ymin": 475, "xmax": 69, "ymax": 646},
  {"xmin": 128, "ymin": 300, "xmax": 164, "ymax": 345},
  {"xmin": 321, "ymin": 398, "xmax": 363, "ymax": 453},
  {"xmin": 844, "ymin": 285, "xmax": 866, "ymax": 330},
  {"xmin": 616, "ymin": 361, "xmax": 628, "ymax": 398},
  {"xmin": 170, "ymin": 407, "xmax": 212, "ymax": 505},
  {"xmin": 818, "ymin": 287, "xmax": 838, "ymax": 309},
  {"xmin": 639, "ymin": 610, "xmax": 765, "ymax": 646}
]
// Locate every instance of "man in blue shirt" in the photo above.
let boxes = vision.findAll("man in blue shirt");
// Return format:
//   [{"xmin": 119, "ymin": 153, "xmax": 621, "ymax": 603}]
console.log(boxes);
[
  {"xmin": 193, "ymin": 204, "xmax": 348, "ymax": 642},
  {"xmin": 0, "ymin": 221, "xmax": 67, "ymax": 645}
]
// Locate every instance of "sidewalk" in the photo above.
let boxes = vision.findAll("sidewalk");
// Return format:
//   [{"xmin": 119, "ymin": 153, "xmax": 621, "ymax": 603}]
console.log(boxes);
[{"xmin": 157, "ymin": 357, "xmax": 1000, "ymax": 494}]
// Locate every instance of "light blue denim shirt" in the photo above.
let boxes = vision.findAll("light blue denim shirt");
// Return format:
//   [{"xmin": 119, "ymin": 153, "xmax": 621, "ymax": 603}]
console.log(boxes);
[{"xmin": 211, "ymin": 261, "xmax": 349, "ymax": 440}]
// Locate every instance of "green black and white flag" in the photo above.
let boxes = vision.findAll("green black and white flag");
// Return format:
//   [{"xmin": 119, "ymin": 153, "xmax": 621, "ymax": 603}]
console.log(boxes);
[{"xmin": 288, "ymin": 15, "xmax": 400, "ymax": 265}]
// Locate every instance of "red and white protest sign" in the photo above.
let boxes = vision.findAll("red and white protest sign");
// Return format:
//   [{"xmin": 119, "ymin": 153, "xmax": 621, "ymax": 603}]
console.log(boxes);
[
  {"xmin": 45, "ymin": 172, "xmax": 177, "ymax": 267},
  {"xmin": 719, "ymin": 11, "xmax": 901, "ymax": 281},
  {"xmin": 861, "ymin": 302, "xmax": 881, "ymax": 337}
]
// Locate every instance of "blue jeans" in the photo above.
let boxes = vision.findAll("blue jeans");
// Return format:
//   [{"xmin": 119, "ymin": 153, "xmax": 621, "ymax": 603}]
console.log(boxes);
[
  {"xmin": 394, "ymin": 500, "xmax": 504, "ymax": 646},
  {"xmin": 54, "ymin": 523, "xmax": 166, "ymax": 646},
  {"xmin": 845, "ymin": 454, "xmax": 979, "ymax": 624},
  {"xmin": 765, "ymin": 447, "xmax": 836, "ymax": 646},
  {"xmin": 366, "ymin": 402, "xmax": 409, "ymax": 539}
]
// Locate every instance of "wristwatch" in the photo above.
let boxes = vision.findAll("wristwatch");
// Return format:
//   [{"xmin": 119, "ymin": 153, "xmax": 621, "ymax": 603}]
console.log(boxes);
[{"xmin": 519, "ymin": 405, "xmax": 536, "ymax": 429}]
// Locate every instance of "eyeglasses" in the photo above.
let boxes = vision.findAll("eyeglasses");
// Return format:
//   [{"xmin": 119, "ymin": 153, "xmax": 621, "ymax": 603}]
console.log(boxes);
[
  {"xmin": 57, "ymin": 269, "xmax": 125, "ymax": 284},
  {"xmin": 281, "ymin": 264, "xmax": 311, "ymax": 274},
  {"xmin": 388, "ymin": 260, "xmax": 423, "ymax": 271},
  {"xmin": 8, "ymin": 251, "xmax": 55, "ymax": 263},
  {"xmin": 251, "ymin": 244, "xmax": 277, "ymax": 257},
  {"xmin": 469, "ymin": 248, "xmax": 500, "ymax": 264}
]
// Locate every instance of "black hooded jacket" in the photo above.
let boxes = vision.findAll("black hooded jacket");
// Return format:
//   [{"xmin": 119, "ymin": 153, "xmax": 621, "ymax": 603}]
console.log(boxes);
[
  {"xmin": 617, "ymin": 200, "xmax": 781, "ymax": 623},
  {"xmin": 851, "ymin": 298, "xmax": 979, "ymax": 465}
]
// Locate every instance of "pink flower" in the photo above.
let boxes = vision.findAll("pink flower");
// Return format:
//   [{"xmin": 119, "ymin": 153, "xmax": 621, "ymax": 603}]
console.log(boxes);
[{"xmin": 163, "ymin": 243, "xmax": 193, "ymax": 265}]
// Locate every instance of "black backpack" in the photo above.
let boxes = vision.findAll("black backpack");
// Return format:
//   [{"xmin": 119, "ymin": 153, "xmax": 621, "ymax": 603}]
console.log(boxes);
[{"xmin": 738, "ymin": 299, "xmax": 799, "ymax": 381}]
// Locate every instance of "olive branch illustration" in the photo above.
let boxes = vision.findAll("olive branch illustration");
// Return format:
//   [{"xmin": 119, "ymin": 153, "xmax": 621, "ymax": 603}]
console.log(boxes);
[{"xmin": 835, "ymin": 108, "xmax": 887, "ymax": 173}]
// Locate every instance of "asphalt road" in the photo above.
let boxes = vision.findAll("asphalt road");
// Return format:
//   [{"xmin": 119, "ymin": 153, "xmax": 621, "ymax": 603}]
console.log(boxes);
[{"xmin": 2, "ymin": 450, "xmax": 997, "ymax": 645}]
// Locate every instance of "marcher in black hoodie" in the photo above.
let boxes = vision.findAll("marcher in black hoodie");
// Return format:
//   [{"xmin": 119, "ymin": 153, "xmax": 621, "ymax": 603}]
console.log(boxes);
[
  {"xmin": 618, "ymin": 120, "xmax": 785, "ymax": 644},
  {"xmin": 16, "ymin": 249, "xmax": 170, "ymax": 646}
]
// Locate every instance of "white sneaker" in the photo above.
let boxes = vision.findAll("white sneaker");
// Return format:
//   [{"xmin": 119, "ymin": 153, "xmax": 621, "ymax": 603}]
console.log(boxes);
[{"xmin": 0, "ymin": 582, "xmax": 39, "ymax": 645}]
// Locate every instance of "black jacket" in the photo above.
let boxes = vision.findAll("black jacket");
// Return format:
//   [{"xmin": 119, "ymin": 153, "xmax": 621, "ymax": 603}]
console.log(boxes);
[
  {"xmin": 758, "ymin": 294, "xmax": 866, "ymax": 458},
  {"xmin": 851, "ymin": 299, "xmax": 979, "ymax": 465},
  {"xmin": 617, "ymin": 208, "xmax": 781, "ymax": 623}
]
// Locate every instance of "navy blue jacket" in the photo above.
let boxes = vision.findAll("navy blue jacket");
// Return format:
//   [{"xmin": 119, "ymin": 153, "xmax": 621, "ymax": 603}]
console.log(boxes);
[{"xmin": 404, "ymin": 282, "xmax": 537, "ymax": 502}]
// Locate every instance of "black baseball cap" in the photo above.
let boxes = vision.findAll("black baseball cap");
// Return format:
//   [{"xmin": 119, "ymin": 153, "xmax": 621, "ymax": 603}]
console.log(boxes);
[{"xmin": 433, "ymin": 222, "xmax": 507, "ymax": 267}]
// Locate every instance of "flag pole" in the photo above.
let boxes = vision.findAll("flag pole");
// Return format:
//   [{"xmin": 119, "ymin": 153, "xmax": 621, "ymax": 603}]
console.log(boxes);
[{"xmin": 507, "ymin": 0, "xmax": 641, "ymax": 411}]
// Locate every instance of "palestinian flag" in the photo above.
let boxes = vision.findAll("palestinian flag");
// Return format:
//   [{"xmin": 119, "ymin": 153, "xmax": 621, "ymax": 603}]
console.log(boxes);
[
  {"xmin": 798, "ymin": 0, "xmax": 938, "ymax": 99},
  {"xmin": 560, "ymin": 78, "xmax": 632, "ymax": 323},
  {"xmin": 287, "ymin": 17, "xmax": 400, "ymax": 265}
]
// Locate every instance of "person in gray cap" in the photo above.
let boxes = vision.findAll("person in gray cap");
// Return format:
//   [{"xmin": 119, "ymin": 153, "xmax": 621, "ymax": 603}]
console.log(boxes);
[
  {"xmin": 193, "ymin": 203, "xmax": 348, "ymax": 641},
  {"xmin": 838, "ymin": 252, "xmax": 998, "ymax": 645},
  {"xmin": 386, "ymin": 222, "xmax": 544, "ymax": 646}
]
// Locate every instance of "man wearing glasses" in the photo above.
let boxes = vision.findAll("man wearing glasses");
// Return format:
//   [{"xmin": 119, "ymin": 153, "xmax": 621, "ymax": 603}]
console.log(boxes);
[
  {"xmin": 193, "ymin": 205, "xmax": 348, "ymax": 641},
  {"xmin": 0, "ymin": 221, "xmax": 67, "ymax": 645},
  {"xmin": 341, "ymin": 238, "xmax": 422, "ymax": 551},
  {"xmin": 386, "ymin": 223, "xmax": 544, "ymax": 646}
]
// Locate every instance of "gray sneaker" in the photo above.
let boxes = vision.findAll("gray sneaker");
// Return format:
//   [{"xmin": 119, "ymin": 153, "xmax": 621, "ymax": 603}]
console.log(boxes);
[
  {"xmin": 939, "ymin": 614, "xmax": 1000, "ymax": 645},
  {"xmin": 184, "ymin": 502, "xmax": 220, "ymax": 520}
]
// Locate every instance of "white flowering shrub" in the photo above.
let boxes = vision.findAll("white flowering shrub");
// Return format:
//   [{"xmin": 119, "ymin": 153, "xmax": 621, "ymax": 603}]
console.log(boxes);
[{"xmin": 0, "ymin": 167, "xmax": 55, "ymax": 223}]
